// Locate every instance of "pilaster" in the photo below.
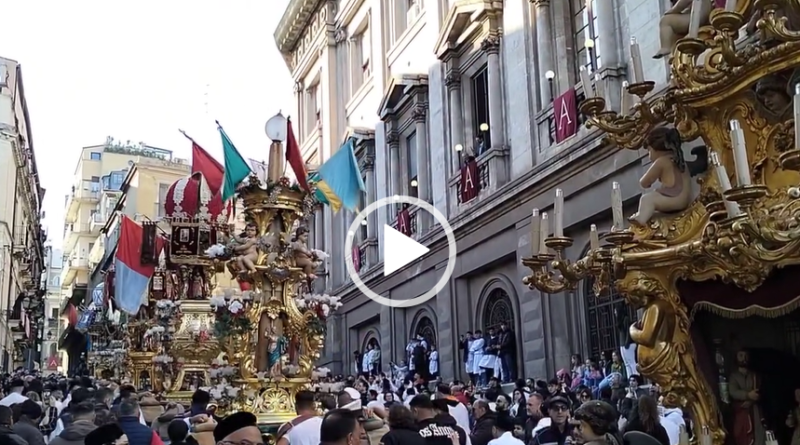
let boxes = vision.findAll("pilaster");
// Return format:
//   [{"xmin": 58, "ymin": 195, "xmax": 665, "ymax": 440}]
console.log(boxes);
[
  {"xmin": 412, "ymin": 103, "xmax": 432, "ymax": 232},
  {"xmin": 481, "ymin": 34, "xmax": 509, "ymax": 187},
  {"xmin": 531, "ymin": 0, "xmax": 555, "ymax": 108},
  {"xmin": 444, "ymin": 61, "xmax": 464, "ymax": 173},
  {"xmin": 361, "ymin": 144, "xmax": 379, "ymax": 266}
]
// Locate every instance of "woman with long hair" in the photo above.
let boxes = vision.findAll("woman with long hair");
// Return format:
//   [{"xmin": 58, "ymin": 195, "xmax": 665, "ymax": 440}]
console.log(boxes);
[
  {"xmin": 380, "ymin": 405, "xmax": 426, "ymax": 445},
  {"xmin": 624, "ymin": 395, "xmax": 671, "ymax": 445}
]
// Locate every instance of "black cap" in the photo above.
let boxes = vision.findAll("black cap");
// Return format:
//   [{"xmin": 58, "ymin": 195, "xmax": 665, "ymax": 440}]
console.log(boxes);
[
  {"xmin": 546, "ymin": 395, "xmax": 571, "ymax": 409},
  {"xmin": 85, "ymin": 423, "xmax": 124, "ymax": 445},
  {"xmin": 213, "ymin": 411, "xmax": 259, "ymax": 443},
  {"xmin": 9, "ymin": 379, "xmax": 24, "ymax": 388}
]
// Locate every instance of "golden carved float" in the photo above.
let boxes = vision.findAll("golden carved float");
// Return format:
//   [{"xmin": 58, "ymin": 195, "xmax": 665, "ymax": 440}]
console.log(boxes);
[
  {"xmin": 524, "ymin": 1, "xmax": 800, "ymax": 443},
  {"xmin": 119, "ymin": 120, "xmax": 338, "ymax": 429}
]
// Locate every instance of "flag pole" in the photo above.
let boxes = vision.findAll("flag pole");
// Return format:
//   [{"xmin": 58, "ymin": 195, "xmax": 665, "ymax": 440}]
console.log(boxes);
[
  {"xmin": 282, "ymin": 116, "xmax": 292, "ymax": 177},
  {"xmin": 178, "ymin": 129, "xmax": 200, "ymax": 145}
]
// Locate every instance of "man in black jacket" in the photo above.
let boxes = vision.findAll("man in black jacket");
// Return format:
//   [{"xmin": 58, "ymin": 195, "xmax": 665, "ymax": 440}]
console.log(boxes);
[
  {"xmin": 409, "ymin": 395, "xmax": 467, "ymax": 445},
  {"xmin": 470, "ymin": 400, "xmax": 496, "ymax": 445},
  {"xmin": 531, "ymin": 396, "xmax": 573, "ymax": 445},
  {"xmin": 0, "ymin": 406, "xmax": 27, "ymax": 445},
  {"xmin": 498, "ymin": 323, "xmax": 516, "ymax": 383}
]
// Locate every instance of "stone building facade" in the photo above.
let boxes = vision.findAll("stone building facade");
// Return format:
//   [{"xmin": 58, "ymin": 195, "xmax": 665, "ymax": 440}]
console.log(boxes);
[{"xmin": 274, "ymin": 0, "xmax": 671, "ymax": 379}]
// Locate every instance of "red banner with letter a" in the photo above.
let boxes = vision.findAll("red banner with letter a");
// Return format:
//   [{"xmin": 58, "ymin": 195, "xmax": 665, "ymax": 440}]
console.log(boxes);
[
  {"xmin": 47, "ymin": 355, "xmax": 59, "ymax": 370},
  {"xmin": 460, "ymin": 158, "xmax": 480, "ymax": 203},
  {"xmin": 554, "ymin": 88, "xmax": 578, "ymax": 144},
  {"xmin": 396, "ymin": 206, "xmax": 412, "ymax": 236}
]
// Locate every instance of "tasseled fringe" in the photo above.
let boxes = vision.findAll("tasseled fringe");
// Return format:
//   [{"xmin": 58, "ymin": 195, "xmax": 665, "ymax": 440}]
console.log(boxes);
[{"xmin": 690, "ymin": 295, "xmax": 800, "ymax": 320}]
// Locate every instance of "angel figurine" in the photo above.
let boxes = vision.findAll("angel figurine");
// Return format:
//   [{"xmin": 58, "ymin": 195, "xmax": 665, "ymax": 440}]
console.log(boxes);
[
  {"xmin": 291, "ymin": 227, "xmax": 322, "ymax": 279},
  {"xmin": 629, "ymin": 127, "xmax": 708, "ymax": 225},
  {"xmin": 232, "ymin": 223, "xmax": 260, "ymax": 274}
]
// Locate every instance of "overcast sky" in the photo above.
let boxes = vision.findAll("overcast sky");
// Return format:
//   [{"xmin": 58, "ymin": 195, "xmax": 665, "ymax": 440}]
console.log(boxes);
[{"xmin": 1, "ymin": 0, "xmax": 294, "ymax": 240}]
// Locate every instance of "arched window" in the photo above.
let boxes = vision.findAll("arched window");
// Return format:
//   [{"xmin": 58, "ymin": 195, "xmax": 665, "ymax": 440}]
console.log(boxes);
[
  {"xmin": 362, "ymin": 335, "xmax": 379, "ymax": 352},
  {"xmin": 584, "ymin": 273, "xmax": 637, "ymax": 360},
  {"xmin": 483, "ymin": 289, "xmax": 513, "ymax": 331},
  {"xmin": 415, "ymin": 316, "xmax": 437, "ymax": 347}
]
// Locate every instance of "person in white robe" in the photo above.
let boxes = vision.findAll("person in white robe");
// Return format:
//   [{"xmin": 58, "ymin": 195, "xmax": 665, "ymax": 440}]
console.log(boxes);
[
  {"xmin": 469, "ymin": 331, "xmax": 486, "ymax": 385},
  {"xmin": 429, "ymin": 347, "xmax": 439, "ymax": 378},
  {"xmin": 370, "ymin": 346, "xmax": 381, "ymax": 375},
  {"xmin": 362, "ymin": 345, "xmax": 372, "ymax": 376}
]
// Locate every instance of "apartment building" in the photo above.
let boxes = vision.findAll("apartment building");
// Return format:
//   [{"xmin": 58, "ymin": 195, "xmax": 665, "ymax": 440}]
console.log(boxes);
[
  {"xmin": 275, "ymin": 0, "xmax": 669, "ymax": 378},
  {"xmin": 60, "ymin": 141, "xmax": 189, "ymax": 373},
  {"xmin": 0, "ymin": 57, "xmax": 46, "ymax": 372},
  {"xmin": 42, "ymin": 247, "xmax": 64, "ymax": 375}
]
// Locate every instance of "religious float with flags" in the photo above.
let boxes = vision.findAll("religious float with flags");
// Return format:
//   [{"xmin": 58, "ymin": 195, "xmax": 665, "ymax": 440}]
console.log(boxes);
[
  {"xmin": 97, "ymin": 112, "xmax": 364, "ymax": 432},
  {"xmin": 522, "ymin": 1, "xmax": 800, "ymax": 444}
]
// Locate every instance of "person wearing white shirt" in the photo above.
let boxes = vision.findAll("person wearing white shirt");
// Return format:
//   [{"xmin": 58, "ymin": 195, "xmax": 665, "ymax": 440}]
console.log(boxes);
[
  {"xmin": 661, "ymin": 407, "xmax": 685, "ymax": 445},
  {"xmin": 276, "ymin": 390, "xmax": 322, "ymax": 445},
  {"xmin": 436, "ymin": 384, "xmax": 470, "ymax": 435},
  {"xmin": 0, "ymin": 380, "xmax": 28, "ymax": 407},
  {"xmin": 488, "ymin": 415, "xmax": 524, "ymax": 445}
]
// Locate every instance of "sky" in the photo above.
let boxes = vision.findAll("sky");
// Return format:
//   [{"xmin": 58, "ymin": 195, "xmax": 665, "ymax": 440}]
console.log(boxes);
[{"xmin": 1, "ymin": 0, "xmax": 294, "ymax": 241}]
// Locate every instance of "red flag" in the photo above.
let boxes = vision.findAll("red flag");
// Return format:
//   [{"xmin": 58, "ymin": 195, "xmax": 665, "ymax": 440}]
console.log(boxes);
[
  {"xmin": 192, "ymin": 143, "xmax": 224, "ymax": 196},
  {"xmin": 286, "ymin": 119, "xmax": 310, "ymax": 191},
  {"xmin": 554, "ymin": 88, "xmax": 578, "ymax": 143},
  {"xmin": 397, "ymin": 206, "xmax": 412, "ymax": 236}
]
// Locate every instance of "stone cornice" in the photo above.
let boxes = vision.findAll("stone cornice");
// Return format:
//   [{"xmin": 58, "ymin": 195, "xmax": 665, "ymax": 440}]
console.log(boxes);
[{"xmin": 274, "ymin": 0, "xmax": 336, "ymax": 72}]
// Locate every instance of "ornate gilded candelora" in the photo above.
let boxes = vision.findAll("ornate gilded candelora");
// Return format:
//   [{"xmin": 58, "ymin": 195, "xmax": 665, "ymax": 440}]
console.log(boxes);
[{"xmin": 523, "ymin": 1, "xmax": 800, "ymax": 443}]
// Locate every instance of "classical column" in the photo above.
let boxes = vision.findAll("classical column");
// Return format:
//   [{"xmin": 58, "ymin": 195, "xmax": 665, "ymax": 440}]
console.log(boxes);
[
  {"xmin": 531, "ymin": 0, "xmax": 555, "ymax": 107},
  {"xmin": 349, "ymin": 37, "xmax": 359, "ymax": 95},
  {"xmin": 481, "ymin": 35, "xmax": 505, "ymax": 150},
  {"xmin": 386, "ymin": 129, "xmax": 402, "ymax": 209},
  {"xmin": 314, "ymin": 207, "xmax": 324, "ymax": 252},
  {"xmin": 594, "ymin": 0, "xmax": 619, "ymax": 68},
  {"xmin": 481, "ymin": 34, "xmax": 509, "ymax": 188},
  {"xmin": 445, "ymin": 69, "xmax": 464, "ymax": 173},
  {"xmin": 304, "ymin": 89, "xmax": 314, "ymax": 136},
  {"xmin": 412, "ymin": 104, "xmax": 431, "ymax": 231},
  {"xmin": 362, "ymin": 150, "xmax": 378, "ymax": 265},
  {"xmin": 293, "ymin": 82, "xmax": 304, "ymax": 135}
]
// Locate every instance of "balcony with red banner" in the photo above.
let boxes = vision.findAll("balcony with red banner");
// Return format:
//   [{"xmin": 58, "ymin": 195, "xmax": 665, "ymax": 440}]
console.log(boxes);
[{"xmin": 393, "ymin": 203, "xmax": 418, "ymax": 239}]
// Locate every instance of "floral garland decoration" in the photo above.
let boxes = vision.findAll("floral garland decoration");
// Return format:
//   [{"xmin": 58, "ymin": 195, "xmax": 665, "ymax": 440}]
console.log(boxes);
[
  {"xmin": 210, "ymin": 295, "xmax": 253, "ymax": 341},
  {"xmin": 295, "ymin": 293, "xmax": 342, "ymax": 335}
]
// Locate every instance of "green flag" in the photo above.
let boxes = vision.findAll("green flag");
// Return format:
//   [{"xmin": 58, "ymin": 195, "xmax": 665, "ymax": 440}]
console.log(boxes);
[{"xmin": 217, "ymin": 122, "xmax": 252, "ymax": 202}]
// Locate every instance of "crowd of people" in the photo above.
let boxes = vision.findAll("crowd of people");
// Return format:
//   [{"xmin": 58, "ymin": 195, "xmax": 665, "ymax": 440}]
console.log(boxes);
[{"xmin": 0, "ymin": 344, "xmax": 687, "ymax": 445}]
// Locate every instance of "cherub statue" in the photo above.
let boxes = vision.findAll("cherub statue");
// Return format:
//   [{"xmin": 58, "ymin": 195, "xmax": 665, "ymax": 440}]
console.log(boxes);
[
  {"xmin": 653, "ymin": 0, "xmax": 712, "ymax": 59},
  {"xmin": 189, "ymin": 268, "xmax": 205, "ymax": 299},
  {"xmin": 754, "ymin": 74, "xmax": 791, "ymax": 119},
  {"xmin": 291, "ymin": 226, "xmax": 322, "ymax": 279},
  {"xmin": 629, "ymin": 127, "xmax": 708, "ymax": 226},
  {"xmin": 232, "ymin": 222, "xmax": 260, "ymax": 274}
]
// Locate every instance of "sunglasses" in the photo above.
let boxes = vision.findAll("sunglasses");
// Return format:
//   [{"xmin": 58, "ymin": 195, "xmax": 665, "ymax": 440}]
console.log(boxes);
[{"xmin": 551, "ymin": 405, "xmax": 569, "ymax": 413}]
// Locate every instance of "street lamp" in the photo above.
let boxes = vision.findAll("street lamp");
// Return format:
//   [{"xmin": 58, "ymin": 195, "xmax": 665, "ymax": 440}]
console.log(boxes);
[
  {"xmin": 479, "ymin": 123, "xmax": 489, "ymax": 132},
  {"xmin": 545, "ymin": 70, "xmax": 556, "ymax": 102},
  {"xmin": 265, "ymin": 112, "xmax": 288, "ymax": 182},
  {"xmin": 265, "ymin": 112, "xmax": 288, "ymax": 142}
]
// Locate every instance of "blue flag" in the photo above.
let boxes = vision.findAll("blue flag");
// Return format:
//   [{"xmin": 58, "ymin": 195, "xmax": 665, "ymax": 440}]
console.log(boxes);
[{"xmin": 316, "ymin": 139, "xmax": 365, "ymax": 212}]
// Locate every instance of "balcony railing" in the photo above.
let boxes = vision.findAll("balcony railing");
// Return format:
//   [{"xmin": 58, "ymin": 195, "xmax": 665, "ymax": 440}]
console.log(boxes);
[
  {"xmin": 65, "ymin": 223, "xmax": 91, "ymax": 236},
  {"xmin": 71, "ymin": 180, "xmax": 101, "ymax": 202},
  {"xmin": 89, "ymin": 212, "xmax": 106, "ymax": 233},
  {"xmin": 68, "ymin": 255, "xmax": 89, "ymax": 269},
  {"xmin": 448, "ymin": 155, "xmax": 491, "ymax": 213}
]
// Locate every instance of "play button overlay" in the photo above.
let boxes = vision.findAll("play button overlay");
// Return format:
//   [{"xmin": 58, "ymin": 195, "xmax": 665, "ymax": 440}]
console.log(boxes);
[
  {"xmin": 383, "ymin": 225, "xmax": 430, "ymax": 276},
  {"xmin": 345, "ymin": 195, "xmax": 457, "ymax": 308}
]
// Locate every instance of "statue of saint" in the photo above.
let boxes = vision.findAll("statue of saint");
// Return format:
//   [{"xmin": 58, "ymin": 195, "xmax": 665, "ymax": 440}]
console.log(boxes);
[
  {"xmin": 729, "ymin": 350, "xmax": 766, "ymax": 445},
  {"xmin": 189, "ymin": 268, "xmax": 205, "ymax": 299},
  {"xmin": 267, "ymin": 325, "xmax": 288, "ymax": 378},
  {"xmin": 629, "ymin": 127, "xmax": 708, "ymax": 226}
]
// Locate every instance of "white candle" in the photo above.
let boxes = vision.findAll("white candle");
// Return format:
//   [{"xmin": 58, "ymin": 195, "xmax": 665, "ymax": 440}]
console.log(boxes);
[
  {"xmin": 794, "ymin": 83, "xmax": 800, "ymax": 151},
  {"xmin": 554, "ymin": 189, "xmax": 564, "ymax": 237},
  {"xmin": 711, "ymin": 151, "xmax": 742, "ymax": 217},
  {"xmin": 729, "ymin": 120, "xmax": 751, "ymax": 186},
  {"xmin": 589, "ymin": 224, "xmax": 600, "ymax": 250},
  {"xmin": 612, "ymin": 182, "xmax": 624, "ymax": 230},
  {"xmin": 530, "ymin": 209, "xmax": 541, "ymax": 254},
  {"xmin": 579, "ymin": 66, "xmax": 593, "ymax": 97},
  {"xmin": 594, "ymin": 73, "xmax": 607, "ymax": 106},
  {"xmin": 725, "ymin": 0, "xmax": 737, "ymax": 11},
  {"xmin": 539, "ymin": 213, "xmax": 549, "ymax": 255},
  {"xmin": 620, "ymin": 81, "xmax": 632, "ymax": 115},
  {"xmin": 688, "ymin": 0, "xmax": 704, "ymax": 38},
  {"xmin": 630, "ymin": 37, "xmax": 645, "ymax": 84}
]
